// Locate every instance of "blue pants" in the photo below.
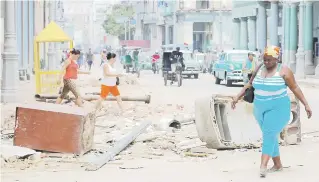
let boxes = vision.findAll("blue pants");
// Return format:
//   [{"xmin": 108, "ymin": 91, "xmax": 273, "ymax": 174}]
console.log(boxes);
[{"xmin": 253, "ymin": 96, "xmax": 291, "ymax": 157}]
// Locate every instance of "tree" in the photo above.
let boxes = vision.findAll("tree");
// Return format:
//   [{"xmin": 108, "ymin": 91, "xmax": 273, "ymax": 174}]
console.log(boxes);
[{"xmin": 102, "ymin": 4, "xmax": 135, "ymax": 38}]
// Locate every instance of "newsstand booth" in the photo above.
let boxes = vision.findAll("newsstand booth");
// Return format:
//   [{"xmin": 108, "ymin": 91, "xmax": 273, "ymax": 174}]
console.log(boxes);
[{"xmin": 34, "ymin": 21, "xmax": 73, "ymax": 95}]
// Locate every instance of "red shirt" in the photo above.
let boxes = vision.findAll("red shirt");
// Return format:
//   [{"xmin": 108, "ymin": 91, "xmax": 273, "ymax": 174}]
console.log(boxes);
[
  {"xmin": 152, "ymin": 54, "xmax": 160, "ymax": 63},
  {"xmin": 64, "ymin": 60, "xmax": 78, "ymax": 79}
]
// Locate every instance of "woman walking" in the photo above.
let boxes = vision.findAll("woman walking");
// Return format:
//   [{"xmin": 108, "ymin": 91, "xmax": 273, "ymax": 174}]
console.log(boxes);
[
  {"xmin": 95, "ymin": 52, "xmax": 125, "ymax": 113},
  {"xmin": 56, "ymin": 48, "xmax": 90, "ymax": 107},
  {"xmin": 231, "ymin": 46, "xmax": 312, "ymax": 178}
]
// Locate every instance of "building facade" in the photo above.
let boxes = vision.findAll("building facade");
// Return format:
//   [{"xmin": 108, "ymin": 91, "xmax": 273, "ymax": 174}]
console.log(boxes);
[
  {"xmin": 1, "ymin": 0, "xmax": 54, "ymax": 81},
  {"xmin": 134, "ymin": 0, "xmax": 233, "ymax": 52},
  {"xmin": 232, "ymin": 1, "xmax": 319, "ymax": 77},
  {"xmin": 1, "ymin": 0, "xmax": 52, "ymax": 102}
]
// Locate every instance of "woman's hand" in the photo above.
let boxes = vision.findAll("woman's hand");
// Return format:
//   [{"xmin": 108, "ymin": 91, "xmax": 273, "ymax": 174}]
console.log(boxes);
[
  {"xmin": 305, "ymin": 105, "xmax": 312, "ymax": 119},
  {"xmin": 231, "ymin": 97, "xmax": 239, "ymax": 110}
]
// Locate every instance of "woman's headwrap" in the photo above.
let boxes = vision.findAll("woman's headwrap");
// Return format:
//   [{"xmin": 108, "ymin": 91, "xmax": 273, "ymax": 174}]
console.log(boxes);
[{"xmin": 264, "ymin": 46, "xmax": 281, "ymax": 59}]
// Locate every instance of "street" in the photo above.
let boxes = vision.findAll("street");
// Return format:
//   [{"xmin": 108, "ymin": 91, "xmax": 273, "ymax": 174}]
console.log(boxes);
[{"xmin": 1, "ymin": 60, "xmax": 319, "ymax": 182}]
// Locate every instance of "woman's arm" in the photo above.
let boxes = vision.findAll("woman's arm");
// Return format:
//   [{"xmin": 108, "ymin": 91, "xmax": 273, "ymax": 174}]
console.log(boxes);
[
  {"xmin": 281, "ymin": 66, "xmax": 312, "ymax": 118},
  {"xmin": 282, "ymin": 66, "xmax": 309, "ymax": 107},
  {"xmin": 103, "ymin": 64, "xmax": 120, "ymax": 77}
]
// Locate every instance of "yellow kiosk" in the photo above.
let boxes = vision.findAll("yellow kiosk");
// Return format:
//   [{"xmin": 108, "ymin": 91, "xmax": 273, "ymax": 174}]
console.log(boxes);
[{"xmin": 34, "ymin": 21, "xmax": 73, "ymax": 95}]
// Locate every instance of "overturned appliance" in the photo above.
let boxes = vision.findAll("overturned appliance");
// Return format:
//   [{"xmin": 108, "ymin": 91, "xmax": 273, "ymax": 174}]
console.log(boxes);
[{"xmin": 195, "ymin": 94, "xmax": 301, "ymax": 149}]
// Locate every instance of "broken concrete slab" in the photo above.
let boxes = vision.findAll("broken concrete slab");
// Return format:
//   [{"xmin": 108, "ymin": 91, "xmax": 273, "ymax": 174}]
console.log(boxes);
[
  {"xmin": 85, "ymin": 120, "xmax": 151, "ymax": 171},
  {"xmin": 14, "ymin": 103, "xmax": 96, "ymax": 155},
  {"xmin": 0, "ymin": 145, "xmax": 36, "ymax": 161}
]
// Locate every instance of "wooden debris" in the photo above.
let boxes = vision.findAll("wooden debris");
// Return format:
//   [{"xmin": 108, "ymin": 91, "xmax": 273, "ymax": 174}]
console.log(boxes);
[{"xmin": 184, "ymin": 152, "xmax": 208, "ymax": 157}]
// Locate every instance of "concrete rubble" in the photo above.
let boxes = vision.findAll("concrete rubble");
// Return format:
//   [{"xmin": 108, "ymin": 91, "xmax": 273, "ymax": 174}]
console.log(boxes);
[
  {"xmin": 1, "ymin": 72, "xmax": 306, "ymax": 174},
  {"xmin": 0, "ymin": 99, "xmax": 220, "ymax": 172}
]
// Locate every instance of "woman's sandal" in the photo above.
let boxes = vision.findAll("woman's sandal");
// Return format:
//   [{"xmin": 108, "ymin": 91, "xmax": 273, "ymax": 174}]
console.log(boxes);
[
  {"xmin": 268, "ymin": 166, "xmax": 283, "ymax": 173},
  {"xmin": 260, "ymin": 168, "xmax": 267, "ymax": 178}
]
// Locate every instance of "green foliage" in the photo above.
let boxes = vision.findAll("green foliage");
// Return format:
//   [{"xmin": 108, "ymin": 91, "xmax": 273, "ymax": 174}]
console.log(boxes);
[{"xmin": 103, "ymin": 4, "xmax": 135, "ymax": 37}]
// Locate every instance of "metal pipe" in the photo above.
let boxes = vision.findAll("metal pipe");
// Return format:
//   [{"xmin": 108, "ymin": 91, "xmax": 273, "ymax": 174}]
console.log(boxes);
[{"xmin": 34, "ymin": 94, "xmax": 151, "ymax": 104}]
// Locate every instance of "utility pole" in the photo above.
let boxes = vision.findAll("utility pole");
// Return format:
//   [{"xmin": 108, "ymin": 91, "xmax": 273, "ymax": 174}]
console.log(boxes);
[
  {"xmin": 125, "ymin": 20, "xmax": 127, "ymax": 43},
  {"xmin": 173, "ymin": 0, "xmax": 177, "ymax": 45}
]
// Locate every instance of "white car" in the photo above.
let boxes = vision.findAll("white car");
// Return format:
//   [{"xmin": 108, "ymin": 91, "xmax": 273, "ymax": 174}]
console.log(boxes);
[{"xmin": 181, "ymin": 51, "xmax": 201, "ymax": 79}]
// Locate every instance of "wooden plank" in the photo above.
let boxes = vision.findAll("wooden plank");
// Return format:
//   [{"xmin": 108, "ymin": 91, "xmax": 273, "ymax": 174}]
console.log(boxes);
[{"xmin": 85, "ymin": 120, "xmax": 151, "ymax": 171}]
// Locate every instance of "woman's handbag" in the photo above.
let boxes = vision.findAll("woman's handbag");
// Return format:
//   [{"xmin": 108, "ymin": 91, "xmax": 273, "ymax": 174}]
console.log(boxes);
[
  {"xmin": 243, "ymin": 64, "xmax": 263, "ymax": 103},
  {"xmin": 243, "ymin": 87, "xmax": 255, "ymax": 103},
  {"xmin": 116, "ymin": 77, "xmax": 120, "ymax": 85}
]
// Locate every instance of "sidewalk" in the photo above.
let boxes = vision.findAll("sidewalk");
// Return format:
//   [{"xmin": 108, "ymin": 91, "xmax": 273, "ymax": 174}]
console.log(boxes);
[{"xmin": 297, "ymin": 75, "xmax": 319, "ymax": 88}]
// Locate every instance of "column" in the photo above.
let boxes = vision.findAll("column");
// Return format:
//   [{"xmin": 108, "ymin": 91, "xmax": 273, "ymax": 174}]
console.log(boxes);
[
  {"xmin": 283, "ymin": 3, "xmax": 290, "ymax": 65},
  {"xmin": 22, "ymin": 1, "xmax": 29, "ymax": 70},
  {"xmin": 47, "ymin": 1, "xmax": 56, "ymax": 70},
  {"xmin": 289, "ymin": 3, "xmax": 298, "ymax": 73},
  {"xmin": 1, "ymin": 1, "xmax": 19, "ymax": 102},
  {"xmin": 295, "ymin": 1, "xmax": 305, "ymax": 79},
  {"xmin": 248, "ymin": 16, "xmax": 256, "ymax": 51},
  {"xmin": 257, "ymin": 2, "xmax": 267, "ymax": 51},
  {"xmin": 173, "ymin": 1, "xmax": 178, "ymax": 45},
  {"xmin": 233, "ymin": 18, "xmax": 240, "ymax": 49},
  {"xmin": 165, "ymin": 24, "xmax": 169, "ymax": 45},
  {"xmin": 16, "ymin": 1, "xmax": 22, "ymax": 70},
  {"xmin": 240, "ymin": 17, "xmax": 248, "ymax": 50},
  {"xmin": 304, "ymin": 2, "xmax": 313, "ymax": 67},
  {"xmin": 270, "ymin": 1, "xmax": 279, "ymax": 46},
  {"xmin": 28, "ymin": 1, "xmax": 34, "ymax": 76}
]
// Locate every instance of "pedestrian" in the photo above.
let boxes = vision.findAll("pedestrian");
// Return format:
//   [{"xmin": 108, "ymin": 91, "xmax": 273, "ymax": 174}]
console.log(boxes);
[
  {"xmin": 56, "ymin": 48, "xmax": 90, "ymax": 107},
  {"xmin": 231, "ymin": 46, "xmax": 312, "ymax": 178},
  {"xmin": 95, "ymin": 52, "xmax": 125, "ymax": 114},
  {"xmin": 242, "ymin": 52, "xmax": 256, "ymax": 83},
  {"xmin": 77, "ymin": 51, "xmax": 84, "ymax": 68},
  {"xmin": 86, "ymin": 48, "xmax": 94, "ymax": 71},
  {"xmin": 100, "ymin": 49, "xmax": 107, "ymax": 66}
]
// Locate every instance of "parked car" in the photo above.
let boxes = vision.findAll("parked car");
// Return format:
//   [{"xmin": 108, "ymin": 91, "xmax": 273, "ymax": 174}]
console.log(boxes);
[
  {"xmin": 212, "ymin": 50, "xmax": 258, "ymax": 87},
  {"xmin": 182, "ymin": 51, "xmax": 201, "ymax": 79}
]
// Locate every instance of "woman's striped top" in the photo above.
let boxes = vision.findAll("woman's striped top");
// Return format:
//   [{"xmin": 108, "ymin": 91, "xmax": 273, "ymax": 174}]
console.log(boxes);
[{"xmin": 252, "ymin": 63, "xmax": 288, "ymax": 101}]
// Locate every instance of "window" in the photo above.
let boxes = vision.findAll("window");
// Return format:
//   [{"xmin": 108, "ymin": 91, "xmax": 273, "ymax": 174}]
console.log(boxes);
[{"xmin": 196, "ymin": 0, "xmax": 209, "ymax": 9}]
